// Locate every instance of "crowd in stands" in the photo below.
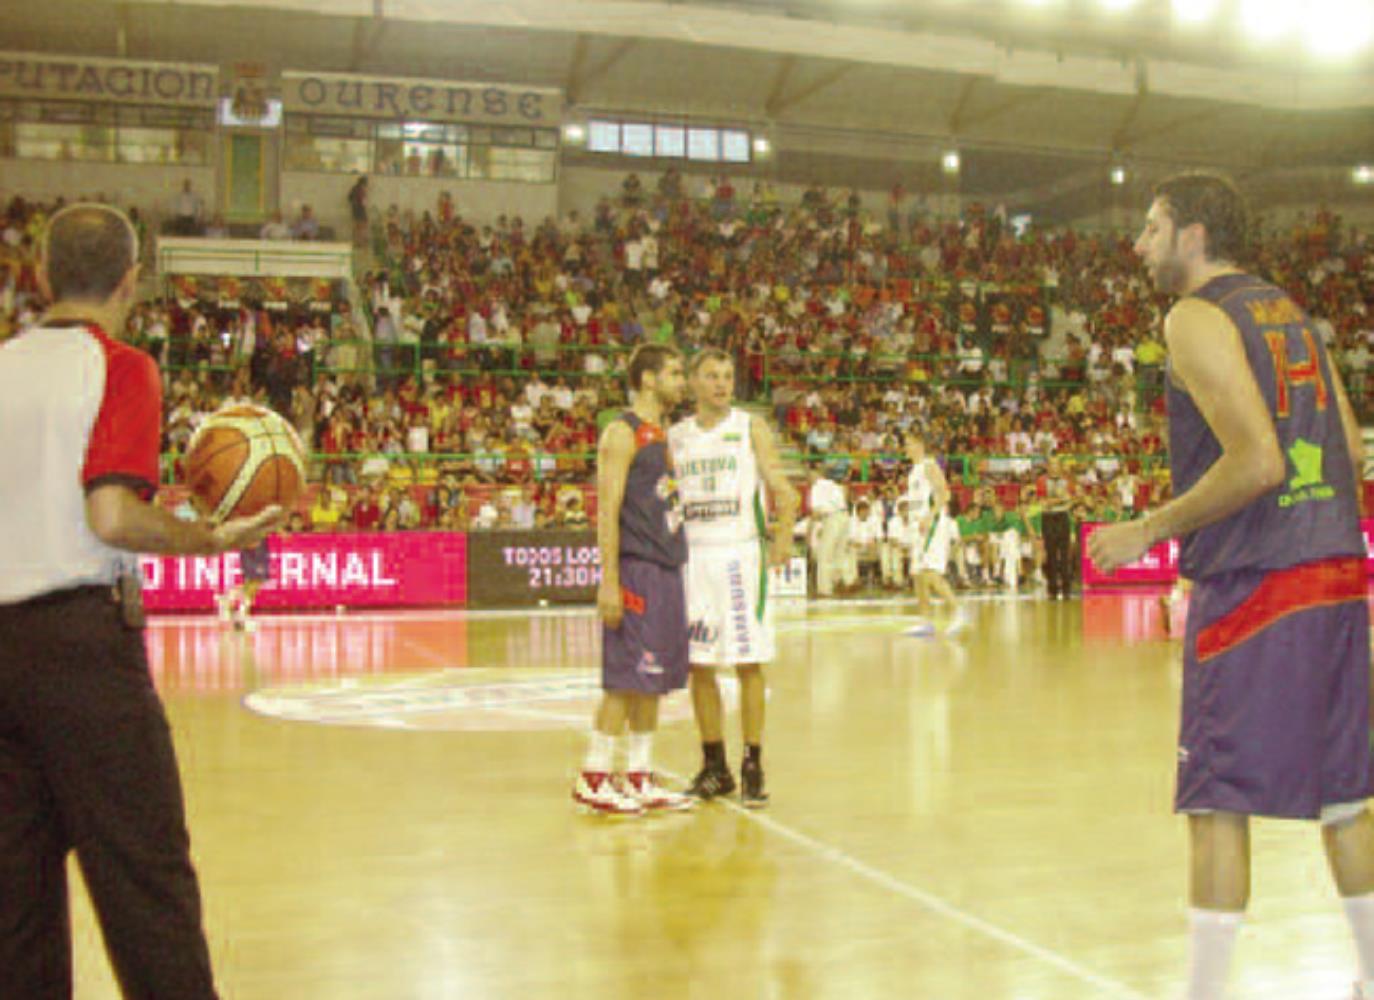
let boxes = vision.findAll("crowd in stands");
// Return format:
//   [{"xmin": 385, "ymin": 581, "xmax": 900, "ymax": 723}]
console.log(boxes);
[{"xmin": 1, "ymin": 180, "xmax": 1371, "ymax": 550}]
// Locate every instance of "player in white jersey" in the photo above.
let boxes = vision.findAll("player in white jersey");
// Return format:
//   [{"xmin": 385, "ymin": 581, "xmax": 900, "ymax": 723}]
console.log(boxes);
[
  {"xmin": 670, "ymin": 349, "xmax": 799, "ymax": 807},
  {"xmin": 904, "ymin": 434, "xmax": 969, "ymax": 634}
]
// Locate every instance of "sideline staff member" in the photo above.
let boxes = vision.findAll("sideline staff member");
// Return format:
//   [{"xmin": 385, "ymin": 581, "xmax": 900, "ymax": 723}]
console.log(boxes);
[{"xmin": 0, "ymin": 204, "xmax": 280, "ymax": 998}]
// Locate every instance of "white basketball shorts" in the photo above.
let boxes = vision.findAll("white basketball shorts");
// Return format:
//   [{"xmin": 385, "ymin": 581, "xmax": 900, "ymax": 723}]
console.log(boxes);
[{"xmin": 685, "ymin": 543, "xmax": 775, "ymax": 667}]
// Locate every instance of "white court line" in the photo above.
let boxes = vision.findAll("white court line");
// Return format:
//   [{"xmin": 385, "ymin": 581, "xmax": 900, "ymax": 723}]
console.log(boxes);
[
  {"xmin": 652, "ymin": 772, "xmax": 1150, "ymax": 999},
  {"xmin": 390, "ymin": 635, "xmax": 1149, "ymax": 999}
]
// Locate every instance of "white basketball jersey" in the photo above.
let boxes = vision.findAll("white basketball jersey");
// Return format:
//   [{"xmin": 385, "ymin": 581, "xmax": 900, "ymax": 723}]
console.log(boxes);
[
  {"xmin": 906, "ymin": 460, "xmax": 935, "ymax": 518},
  {"xmin": 669, "ymin": 408, "xmax": 762, "ymax": 547}
]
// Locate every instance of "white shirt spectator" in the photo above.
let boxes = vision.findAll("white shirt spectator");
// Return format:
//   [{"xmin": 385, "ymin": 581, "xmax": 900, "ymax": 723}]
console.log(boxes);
[{"xmin": 808, "ymin": 477, "xmax": 847, "ymax": 517}]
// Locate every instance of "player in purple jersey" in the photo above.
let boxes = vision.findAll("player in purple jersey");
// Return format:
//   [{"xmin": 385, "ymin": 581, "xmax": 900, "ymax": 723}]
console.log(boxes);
[
  {"xmin": 572, "ymin": 344, "xmax": 695, "ymax": 817},
  {"xmin": 1091, "ymin": 173, "xmax": 1371, "ymax": 1000}
]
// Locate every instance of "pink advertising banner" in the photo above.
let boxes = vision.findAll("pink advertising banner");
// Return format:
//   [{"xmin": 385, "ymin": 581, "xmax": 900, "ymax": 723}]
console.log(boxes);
[
  {"xmin": 142, "ymin": 532, "xmax": 468, "ymax": 611},
  {"xmin": 1081, "ymin": 519, "xmax": 1374, "ymax": 587}
]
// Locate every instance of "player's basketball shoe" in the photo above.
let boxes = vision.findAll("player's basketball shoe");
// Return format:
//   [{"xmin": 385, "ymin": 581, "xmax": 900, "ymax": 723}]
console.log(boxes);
[
  {"xmin": 686, "ymin": 765, "xmax": 737, "ymax": 801},
  {"xmin": 740, "ymin": 759, "xmax": 769, "ymax": 809},
  {"xmin": 623, "ymin": 772, "xmax": 695, "ymax": 812},
  {"xmin": 573, "ymin": 771, "xmax": 644, "ymax": 816},
  {"xmin": 945, "ymin": 607, "xmax": 971, "ymax": 635}
]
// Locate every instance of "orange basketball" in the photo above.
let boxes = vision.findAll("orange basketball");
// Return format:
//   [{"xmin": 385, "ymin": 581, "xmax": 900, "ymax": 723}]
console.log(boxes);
[{"xmin": 185, "ymin": 404, "xmax": 306, "ymax": 521}]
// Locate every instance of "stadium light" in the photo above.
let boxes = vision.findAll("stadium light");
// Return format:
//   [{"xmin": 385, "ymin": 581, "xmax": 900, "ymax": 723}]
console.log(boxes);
[
  {"xmin": 1171, "ymin": 0, "xmax": 1222, "ymax": 26},
  {"xmin": 1238, "ymin": 0, "xmax": 1297, "ymax": 44},
  {"xmin": 562, "ymin": 123, "xmax": 586, "ymax": 145},
  {"xmin": 942, "ymin": 150, "xmax": 961, "ymax": 175},
  {"xmin": 1110, "ymin": 166, "xmax": 1127, "ymax": 185},
  {"xmin": 1303, "ymin": 0, "xmax": 1374, "ymax": 58},
  {"xmin": 753, "ymin": 136, "xmax": 771, "ymax": 156},
  {"xmin": 1354, "ymin": 165, "xmax": 1374, "ymax": 185}
]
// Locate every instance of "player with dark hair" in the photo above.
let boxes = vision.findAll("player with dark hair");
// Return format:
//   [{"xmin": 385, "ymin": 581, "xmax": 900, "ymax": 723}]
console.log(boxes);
[
  {"xmin": 572, "ymin": 344, "xmax": 694, "ymax": 815},
  {"xmin": 1090, "ymin": 172, "xmax": 1371, "ymax": 1000}
]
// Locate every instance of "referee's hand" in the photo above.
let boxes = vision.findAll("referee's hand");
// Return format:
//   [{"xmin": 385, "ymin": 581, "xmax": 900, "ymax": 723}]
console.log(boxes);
[{"xmin": 211, "ymin": 506, "xmax": 287, "ymax": 553}]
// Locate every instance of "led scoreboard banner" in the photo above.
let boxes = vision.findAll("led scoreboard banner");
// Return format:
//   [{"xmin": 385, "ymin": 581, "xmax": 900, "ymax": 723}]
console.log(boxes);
[{"xmin": 466, "ymin": 530, "xmax": 602, "ymax": 607}]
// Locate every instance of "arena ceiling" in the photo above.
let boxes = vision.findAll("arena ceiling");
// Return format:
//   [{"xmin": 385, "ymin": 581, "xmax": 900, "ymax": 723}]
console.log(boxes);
[{"xmin": 8, "ymin": 0, "xmax": 1374, "ymax": 222}]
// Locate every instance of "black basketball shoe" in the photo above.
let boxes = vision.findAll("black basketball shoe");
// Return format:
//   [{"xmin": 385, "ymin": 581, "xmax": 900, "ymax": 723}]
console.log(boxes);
[
  {"xmin": 686, "ymin": 765, "xmax": 736, "ymax": 800},
  {"xmin": 740, "ymin": 759, "xmax": 769, "ymax": 809}
]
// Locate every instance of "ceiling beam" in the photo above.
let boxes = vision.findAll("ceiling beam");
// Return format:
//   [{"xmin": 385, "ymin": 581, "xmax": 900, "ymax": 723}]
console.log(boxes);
[
  {"xmin": 1115, "ymin": 106, "xmax": 1227, "ymax": 152},
  {"xmin": 566, "ymin": 37, "xmax": 638, "ymax": 106},
  {"xmin": 764, "ymin": 55, "xmax": 798, "ymax": 118},
  {"xmin": 1110, "ymin": 88, "xmax": 1149, "ymax": 152},
  {"xmin": 954, "ymin": 90, "xmax": 1046, "ymax": 132},
  {"xmin": 767, "ymin": 62, "xmax": 854, "ymax": 117},
  {"xmin": 946, "ymin": 77, "xmax": 980, "ymax": 133}
]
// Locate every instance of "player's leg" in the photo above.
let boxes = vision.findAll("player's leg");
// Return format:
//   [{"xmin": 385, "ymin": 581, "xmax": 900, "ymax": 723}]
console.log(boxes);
[
  {"xmin": 686, "ymin": 550, "xmax": 736, "ymax": 800},
  {"xmin": 574, "ymin": 690, "xmax": 643, "ymax": 814},
  {"xmin": 1183, "ymin": 812, "xmax": 1249, "ymax": 1000},
  {"xmin": 1317, "ymin": 598, "xmax": 1374, "ymax": 995},
  {"xmin": 929, "ymin": 571, "xmax": 969, "ymax": 634},
  {"xmin": 1324, "ymin": 808, "xmax": 1374, "ymax": 999},
  {"xmin": 737, "ymin": 663, "xmax": 768, "ymax": 807},
  {"xmin": 623, "ymin": 694, "xmax": 692, "ymax": 811}
]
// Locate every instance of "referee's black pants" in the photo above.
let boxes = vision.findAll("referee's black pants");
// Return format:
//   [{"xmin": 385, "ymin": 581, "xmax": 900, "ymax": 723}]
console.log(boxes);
[
  {"xmin": 1042, "ymin": 510, "xmax": 1075, "ymax": 598},
  {"xmin": 0, "ymin": 587, "xmax": 217, "ymax": 999}
]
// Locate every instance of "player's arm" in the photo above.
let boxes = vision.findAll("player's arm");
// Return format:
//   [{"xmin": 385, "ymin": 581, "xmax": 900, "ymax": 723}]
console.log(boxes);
[
  {"xmin": 1329, "ymin": 361, "xmax": 1366, "ymax": 509},
  {"xmin": 1089, "ymin": 299, "xmax": 1284, "ymax": 571},
  {"xmin": 1144, "ymin": 299, "xmax": 1285, "ymax": 541},
  {"xmin": 596, "ymin": 420, "xmax": 634, "ymax": 628},
  {"xmin": 928, "ymin": 458, "xmax": 951, "ymax": 513},
  {"xmin": 752, "ymin": 415, "xmax": 800, "ymax": 568}
]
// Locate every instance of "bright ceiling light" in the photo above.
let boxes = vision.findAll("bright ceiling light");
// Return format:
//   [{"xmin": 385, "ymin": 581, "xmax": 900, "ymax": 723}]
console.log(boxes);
[
  {"xmin": 1238, "ymin": 0, "xmax": 1298, "ymax": 43},
  {"xmin": 1303, "ymin": 0, "xmax": 1374, "ymax": 58},
  {"xmin": 1354, "ymin": 165, "xmax": 1374, "ymax": 185},
  {"xmin": 1171, "ymin": 0, "xmax": 1222, "ymax": 26},
  {"xmin": 942, "ymin": 150, "xmax": 961, "ymax": 174},
  {"xmin": 1110, "ymin": 166, "xmax": 1127, "ymax": 185},
  {"xmin": 752, "ymin": 137, "xmax": 771, "ymax": 155}
]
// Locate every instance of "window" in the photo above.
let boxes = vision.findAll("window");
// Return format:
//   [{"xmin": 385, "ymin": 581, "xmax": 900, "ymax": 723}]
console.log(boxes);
[
  {"xmin": 15, "ymin": 123, "xmax": 114, "ymax": 162},
  {"xmin": 581, "ymin": 118, "xmax": 751, "ymax": 162},
  {"xmin": 285, "ymin": 134, "xmax": 371, "ymax": 173},
  {"xmin": 654, "ymin": 125, "xmax": 685, "ymax": 158},
  {"xmin": 621, "ymin": 123, "xmax": 653, "ymax": 157},
  {"xmin": 721, "ymin": 129, "xmax": 750, "ymax": 164},
  {"xmin": 588, "ymin": 120, "xmax": 619, "ymax": 153},
  {"xmin": 687, "ymin": 128, "xmax": 719, "ymax": 161}
]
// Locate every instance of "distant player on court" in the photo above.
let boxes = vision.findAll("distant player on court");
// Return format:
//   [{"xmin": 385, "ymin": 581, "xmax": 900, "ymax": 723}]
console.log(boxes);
[
  {"xmin": 905, "ymin": 434, "xmax": 968, "ymax": 634},
  {"xmin": 1090, "ymin": 173, "xmax": 1372, "ymax": 1000},
  {"xmin": 572, "ymin": 345, "xmax": 694, "ymax": 816},
  {"xmin": 671, "ymin": 348, "xmax": 798, "ymax": 807},
  {"xmin": 219, "ymin": 539, "xmax": 270, "ymax": 631}
]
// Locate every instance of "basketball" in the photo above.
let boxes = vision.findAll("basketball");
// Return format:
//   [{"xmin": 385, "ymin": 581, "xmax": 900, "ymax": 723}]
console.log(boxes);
[{"xmin": 184, "ymin": 404, "xmax": 306, "ymax": 522}]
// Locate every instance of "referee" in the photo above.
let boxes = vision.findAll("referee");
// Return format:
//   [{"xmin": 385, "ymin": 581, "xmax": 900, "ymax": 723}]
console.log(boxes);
[{"xmin": 0, "ymin": 204, "xmax": 281, "ymax": 998}]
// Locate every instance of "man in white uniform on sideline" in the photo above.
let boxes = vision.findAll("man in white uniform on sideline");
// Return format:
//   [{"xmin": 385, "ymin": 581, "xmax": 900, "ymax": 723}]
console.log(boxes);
[
  {"xmin": 807, "ymin": 467, "xmax": 848, "ymax": 597},
  {"xmin": 671, "ymin": 348, "xmax": 799, "ymax": 807},
  {"xmin": 905, "ymin": 433, "xmax": 969, "ymax": 634}
]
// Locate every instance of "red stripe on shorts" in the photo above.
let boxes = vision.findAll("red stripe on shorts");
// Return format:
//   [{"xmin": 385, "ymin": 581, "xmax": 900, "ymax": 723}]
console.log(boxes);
[{"xmin": 1195, "ymin": 556, "xmax": 1366, "ymax": 664}]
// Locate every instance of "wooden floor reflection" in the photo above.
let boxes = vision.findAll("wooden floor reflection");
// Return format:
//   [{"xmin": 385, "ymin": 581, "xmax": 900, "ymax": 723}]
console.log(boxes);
[{"xmin": 68, "ymin": 593, "xmax": 1374, "ymax": 999}]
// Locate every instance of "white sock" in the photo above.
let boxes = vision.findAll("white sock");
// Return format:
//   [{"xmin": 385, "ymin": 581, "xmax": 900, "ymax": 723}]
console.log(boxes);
[
  {"xmin": 628, "ymin": 732, "xmax": 653, "ymax": 774},
  {"xmin": 1185, "ymin": 908, "xmax": 1244, "ymax": 1000},
  {"xmin": 584, "ymin": 730, "xmax": 613, "ymax": 772},
  {"xmin": 1342, "ymin": 893, "xmax": 1374, "ymax": 986}
]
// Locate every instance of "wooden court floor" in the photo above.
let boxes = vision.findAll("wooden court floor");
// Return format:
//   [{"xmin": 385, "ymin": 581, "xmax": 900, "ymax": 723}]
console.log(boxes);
[{"xmin": 67, "ymin": 592, "xmax": 1374, "ymax": 1000}]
